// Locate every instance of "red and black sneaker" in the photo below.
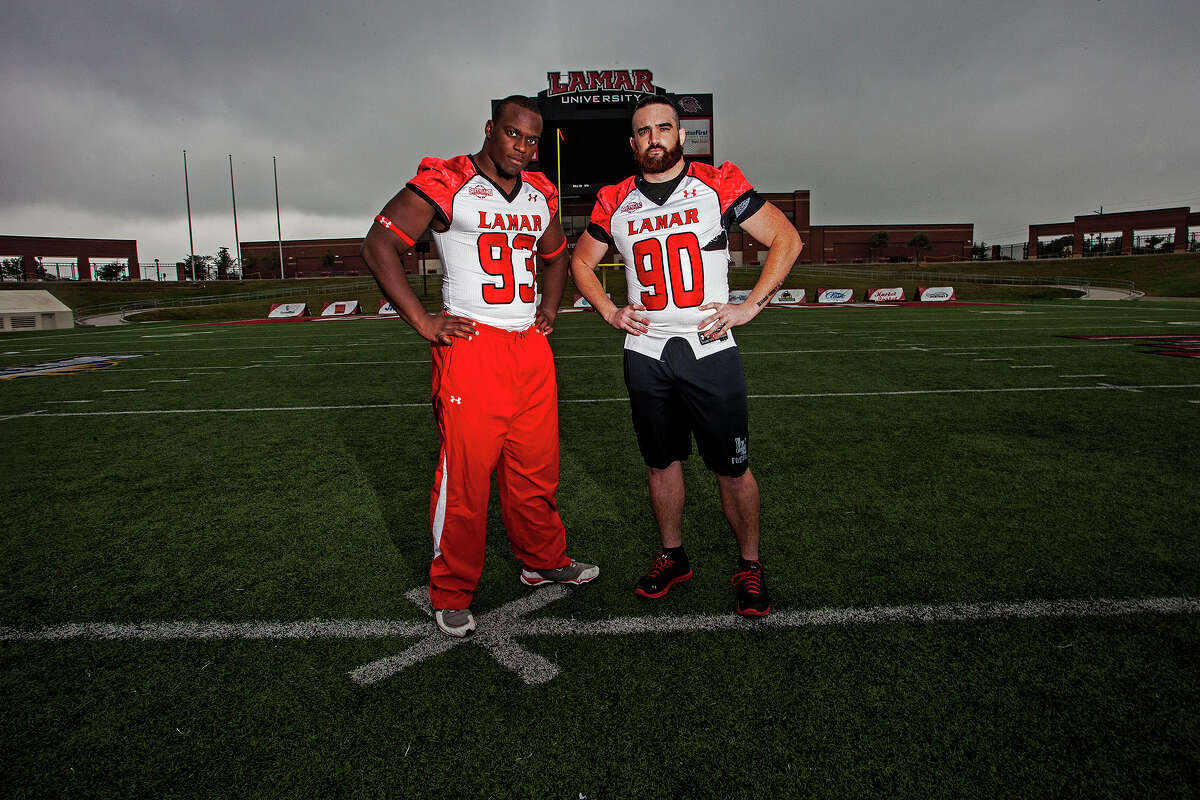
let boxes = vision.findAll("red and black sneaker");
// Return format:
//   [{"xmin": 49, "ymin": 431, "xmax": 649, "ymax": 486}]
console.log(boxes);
[
  {"xmin": 731, "ymin": 561, "xmax": 771, "ymax": 616},
  {"xmin": 634, "ymin": 552, "xmax": 693, "ymax": 599}
]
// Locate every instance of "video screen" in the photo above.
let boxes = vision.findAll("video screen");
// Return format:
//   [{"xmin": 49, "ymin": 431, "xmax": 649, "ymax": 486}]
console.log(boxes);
[{"xmin": 539, "ymin": 118, "xmax": 636, "ymax": 198}]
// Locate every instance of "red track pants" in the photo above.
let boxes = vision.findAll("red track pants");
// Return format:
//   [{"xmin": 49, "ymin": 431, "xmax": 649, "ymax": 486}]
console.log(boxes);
[{"xmin": 427, "ymin": 322, "xmax": 569, "ymax": 609}]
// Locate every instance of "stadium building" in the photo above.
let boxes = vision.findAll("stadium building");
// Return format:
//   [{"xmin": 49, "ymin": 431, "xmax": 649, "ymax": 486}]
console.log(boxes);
[{"xmin": 242, "ymin": 68, "xmax": 972, "ymax": 277}]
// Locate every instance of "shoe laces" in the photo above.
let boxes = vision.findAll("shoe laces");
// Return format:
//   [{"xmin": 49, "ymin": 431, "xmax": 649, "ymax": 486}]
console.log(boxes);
[
  {"xmin": 646, "ymin": 553, "xmax": 674, "ymax": 578},
  {"xmin": 732, "ymin": 563, "xmax": 764, "ymax": 594}
]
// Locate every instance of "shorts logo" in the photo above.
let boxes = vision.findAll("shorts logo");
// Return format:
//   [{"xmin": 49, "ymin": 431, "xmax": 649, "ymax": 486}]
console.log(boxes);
[
  {"xmin": 732, "ymin": 437, "xmax": 747, "ymax": 464},
  {"xmin": 698, "ymin": 329, "xmax": 728, "ymax": 346},
  {"xmin": 620, "ymin": 200, "xmax": 643, "ymax": 214},
  {"xmin": 448, "ymin": 395, "xmax": 462, "ymax": 405},
  {"xmin": 469, "ymin": 184, "xmax": 494, "ymax": 199}
]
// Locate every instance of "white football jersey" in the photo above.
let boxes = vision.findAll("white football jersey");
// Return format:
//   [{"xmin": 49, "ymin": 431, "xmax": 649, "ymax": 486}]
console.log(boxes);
[
  {"xmin": 407, "ymin": 155, "xmax": 559, "ymax": 331},
  {"xmin": 589, "ymin": 161, "xmax": 763, "ymax": 359}
]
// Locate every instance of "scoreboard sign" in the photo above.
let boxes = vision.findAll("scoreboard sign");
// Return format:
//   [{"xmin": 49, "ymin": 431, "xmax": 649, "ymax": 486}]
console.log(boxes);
[{"xmin": 515, "ymin": 69, "xmax": 715, "ymax": 198}]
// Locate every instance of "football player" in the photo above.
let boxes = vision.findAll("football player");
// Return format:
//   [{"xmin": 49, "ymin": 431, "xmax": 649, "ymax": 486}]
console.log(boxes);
[
  {"xmin": 569, "ymin": 95, "xmax": 802, "ymax": 616},
  {"xmin": 363, "ymin": 96, "xmax": 598, "ymax": 638}
]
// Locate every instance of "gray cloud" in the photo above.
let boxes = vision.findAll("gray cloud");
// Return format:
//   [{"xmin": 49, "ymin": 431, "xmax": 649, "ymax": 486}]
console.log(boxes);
[{"xmin": 2, "ymin": 0, "xmax": 1197, "ymax": 262}]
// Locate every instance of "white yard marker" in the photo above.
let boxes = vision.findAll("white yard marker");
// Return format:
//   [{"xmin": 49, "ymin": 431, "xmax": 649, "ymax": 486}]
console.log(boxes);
[
  {"xmin": 7, "ymin": 384, "xmax": 1200, "ymax": 420},
  {"xmin": 2, "ymin": 592, "xmax": 1196, "ymax": 687}
]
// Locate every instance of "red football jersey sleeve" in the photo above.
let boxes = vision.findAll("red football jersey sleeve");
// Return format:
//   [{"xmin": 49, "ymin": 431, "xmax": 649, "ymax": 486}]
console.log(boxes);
[
  {"xmin": 406, "ymin": 156, "xmax": 476, "ymax": 225},
  {"xmin": 689, "ymin": 161, "xmax": 754, "ymax": 216},
  {"xmin": 589, "ymin": 177, "xmax": 638, "ymax": 240}
]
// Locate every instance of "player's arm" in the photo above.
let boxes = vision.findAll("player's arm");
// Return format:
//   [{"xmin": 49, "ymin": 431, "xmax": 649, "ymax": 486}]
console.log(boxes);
[
  {"xmin": 698, "ymin": 202, "xmax": 802, "ymax": 335},
  {"xmin": 569, "ymin": 231, "xmax": 649, "ymax": 336},
  {"xmin": 533, "ymin": 218, "xmax": 569, "ymax": 334},
  {"xmin": 361, "ymin": 188, "xmax": 476, "ymax": 344}
]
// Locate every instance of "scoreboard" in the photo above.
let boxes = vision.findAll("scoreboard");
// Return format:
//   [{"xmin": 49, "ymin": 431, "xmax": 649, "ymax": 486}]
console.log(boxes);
[{"xmin": 496, "ymin": 69, "xmax": 714, "ymax": 200}]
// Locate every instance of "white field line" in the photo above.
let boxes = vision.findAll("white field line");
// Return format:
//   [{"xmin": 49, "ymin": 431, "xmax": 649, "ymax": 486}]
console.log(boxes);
[
  {"xmin": 1009, "ymin": 365, "xmax": 1055, "ymax": 369},
  {"xmin": 102, "ymin": 343, "xmax": 1131, "ymax": 373},
  {"xmin": 1061, "ymin": 374, "xmax": 1107, "ymax": 378},
  {"xmin": 7, "ymin": 383, "xmax": 1200, "ymax": 419},
  {"xmin": 102, "ymin": 388, "xmax": 146, "ymax": 392},
  {"xmin": 2, "ymin": 593, "xmax": 1196, "ymax": 688}
]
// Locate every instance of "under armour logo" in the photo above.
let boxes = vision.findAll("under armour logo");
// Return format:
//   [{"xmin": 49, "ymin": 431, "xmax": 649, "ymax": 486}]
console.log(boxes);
[
  {"xmin": 448, "ymin": 396, "xmax": 462, "ymax": 405},
  {"xmin": 528, "ymin": 192, "xmax": 539, "ymax": 203},
  {"xmin": 683, "ymin": 189, "xmax": 698, "ymax": 198}
]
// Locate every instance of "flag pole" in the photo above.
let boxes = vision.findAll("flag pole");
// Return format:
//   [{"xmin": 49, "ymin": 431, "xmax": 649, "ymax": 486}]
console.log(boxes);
[
  {"xmin": 274, "ymin": 155, "xmax": 284, "ymax": 279},
  {"xmin": 556, "ymin": 128, "xmax": 563, "ymax": 224},
  {"xmin": 183, "ymin": 149, "xmax": 195, "ymax": 281},
  {"xmin": 229, "ymin": 155, "xmax": 242, "ymax": 280}
]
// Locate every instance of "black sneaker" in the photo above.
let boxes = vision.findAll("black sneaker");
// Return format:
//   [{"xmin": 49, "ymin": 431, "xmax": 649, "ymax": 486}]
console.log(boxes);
[
  {"xmin": 731, "ymin": 561, "xmax": 771, "ymax": 616},
  {"xmin": 634, "ymin": 552, "xmax": 693, "ymax": 599}
]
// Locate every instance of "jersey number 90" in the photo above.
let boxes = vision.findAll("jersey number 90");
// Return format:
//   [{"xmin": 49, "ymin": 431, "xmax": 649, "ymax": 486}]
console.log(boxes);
[
  {"xmin": 477, "ymin": 232, "xmax": 536, "ymax": 304},
  {"xmin": 632, "ymin": 232, "xmax": 704, "ymax": 311}
]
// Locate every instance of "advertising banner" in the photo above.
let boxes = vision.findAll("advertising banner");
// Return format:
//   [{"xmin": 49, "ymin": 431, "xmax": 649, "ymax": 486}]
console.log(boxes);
[
  {"xmin": 268, "ymin": 303, "xmax": 308, "ymax": 318},
  {"xmin": 817, "ymin": 288, "xmax": 854, "ymax": 304},
  {"xmin": 770, "ymin": 288, "xmax": 806, "ymax": 305},
  {"xmin": 321, "ymin": 300, "xmax": 361, "ymax": 316},
  {"xmin": 867, "ymin": 287, "xmax": 905, "ymax": 302},
  {"xmin": 918, "ymin": 287, "xmax": 956, "ymax": 302}
]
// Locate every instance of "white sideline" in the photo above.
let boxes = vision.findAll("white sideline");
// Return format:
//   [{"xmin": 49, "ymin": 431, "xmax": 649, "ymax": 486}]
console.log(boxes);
[
  {"xmin": 2, "ymin": 593, "xmax": 1196, "ymax": 687},
  {"xmin": 4, "ymin": 383, "xmax": 1200, "ymax": 419}
]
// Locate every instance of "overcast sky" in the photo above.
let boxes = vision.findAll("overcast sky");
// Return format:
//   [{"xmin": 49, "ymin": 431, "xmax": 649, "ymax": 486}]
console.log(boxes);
[{"xmin": 2, "ymin": 0, "xmax": 1198, "ymax": 267}]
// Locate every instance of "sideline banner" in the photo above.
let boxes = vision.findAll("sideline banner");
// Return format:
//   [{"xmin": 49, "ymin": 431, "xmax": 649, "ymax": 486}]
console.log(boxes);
[
  {"xmin": 770, "ymin": 288, "xmax": 806, "ymax": 305},
  {"xmin": 321, "ymin": 300, "xmax": 361, "ymax": 317},
  {"xmin": 378, "ymin": 301, "xmax": 398, "ymax": 315},
  {"xmin": 572, "ymin": 293, "xmax": 611, "ymax": 309},
  {"xmin": 817, "ymin": 288, "xmax": 854, "ymax": 304},
  {"xmin": 918, "ymin": 287, "xmax": 956, "ymax": 302},
  {"xmin": 867, "ymin": 287, "xmax": 905, "ymax": 302},
  {"xmin": 268, "ymin": 303, "xmax": 308, "ymax": 318},
  {"xmin": 728, "ymin": 290, "xmax": 751, "ymax": 305}
]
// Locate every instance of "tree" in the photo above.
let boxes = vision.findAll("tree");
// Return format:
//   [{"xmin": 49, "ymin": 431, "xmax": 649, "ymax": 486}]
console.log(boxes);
[
  {"xmin": 214, "ymin": 247, "xmax": 235, "ymax": 280},
  {"xmin": 1, "ymin": 257, "xmax": 23, "ymax": 282},
  {"xmin": 95, "ymin": 261, "xmax": 127, "ymax": 281},
  {"xmin": 907, "ymin": 233, "xmax": 931, "ymax": 264},
  {"xmin": 178, "ymin": 254, "xmax": 214, "ymax": 281},
  {"xmin": 867, "ymin": 231, "xmax": 889, "ymax": 262},
  {"xmin": 971, "ymin": 241, "xmax": 988, "ymax": 259},
  {"xmin": 322, "ymin": 250, "xmax": 337, "ymax": 272}
]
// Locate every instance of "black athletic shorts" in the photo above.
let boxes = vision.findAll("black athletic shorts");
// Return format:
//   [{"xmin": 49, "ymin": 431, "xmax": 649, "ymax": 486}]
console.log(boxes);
[{"xmin": 622, "ymin": 337, "xmax": 750, "ymax": 477}]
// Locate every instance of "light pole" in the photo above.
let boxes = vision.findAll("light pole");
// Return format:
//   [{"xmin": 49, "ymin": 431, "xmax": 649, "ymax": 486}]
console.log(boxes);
[
  {"xmin": 274, "ymin": 155, "xmax": 284, "ymax": 279},
  {"xmin": 183, "ymin": 149, "xmax": 196, "ymax": 281}
]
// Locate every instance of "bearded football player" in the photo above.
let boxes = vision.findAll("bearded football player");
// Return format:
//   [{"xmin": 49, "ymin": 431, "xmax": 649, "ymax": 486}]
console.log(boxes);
[
  {"xmin": 569, "ymin": 95, "xmax": 802, "ymax": 616},
  {"xmin": 363, "ymin": 95, "xmax": 598, "ymax": 638}
]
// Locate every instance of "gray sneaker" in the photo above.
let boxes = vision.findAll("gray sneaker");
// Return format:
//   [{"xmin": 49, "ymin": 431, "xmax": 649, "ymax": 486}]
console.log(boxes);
[
  {"xmin": 520, "ymin": 559, "xmax": 599, "ymax": 587},
  {"xmin": 434, "ymin": 608, "xmax": 476, "ymax": 638}
]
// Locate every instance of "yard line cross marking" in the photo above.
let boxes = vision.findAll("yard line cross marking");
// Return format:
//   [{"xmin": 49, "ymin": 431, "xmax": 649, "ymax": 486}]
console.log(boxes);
[{"xmin": 2, "ymin": 592, "xmax": 1197, "ymax": 687}]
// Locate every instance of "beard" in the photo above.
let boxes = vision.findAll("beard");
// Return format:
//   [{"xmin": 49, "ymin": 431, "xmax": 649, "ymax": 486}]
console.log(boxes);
[{"xmin": 635, "ymin": 139, "xmax": 684, "ymax": 175}]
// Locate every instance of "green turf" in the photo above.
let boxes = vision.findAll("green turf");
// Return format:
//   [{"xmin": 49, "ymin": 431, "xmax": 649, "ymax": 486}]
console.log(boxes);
[{"xmin": 1, "ymin": 302, "xmax": 1198, "ymax": 798}]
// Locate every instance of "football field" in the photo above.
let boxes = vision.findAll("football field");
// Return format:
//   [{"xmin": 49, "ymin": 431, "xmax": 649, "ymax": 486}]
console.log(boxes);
[{"xmin": 2, "ymin": 300, "xmax": 1199, "ymax": 798}]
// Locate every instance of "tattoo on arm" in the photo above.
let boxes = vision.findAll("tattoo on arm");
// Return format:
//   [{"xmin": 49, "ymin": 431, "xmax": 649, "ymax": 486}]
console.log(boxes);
[{"xmin": 756, "ymin": 284, "xmax": 782, "ymax": 307}]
